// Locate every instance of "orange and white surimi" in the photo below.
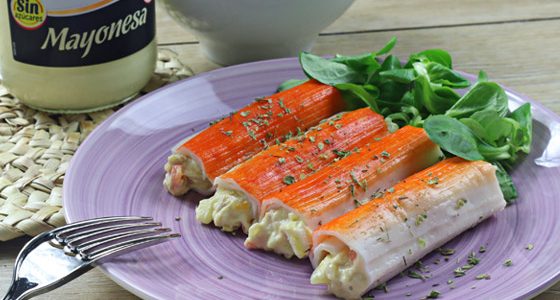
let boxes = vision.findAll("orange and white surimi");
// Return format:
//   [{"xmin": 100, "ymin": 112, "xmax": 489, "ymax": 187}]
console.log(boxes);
[
  {"xmin": 310, "ymin": 158, "xmax": 506, "ymax": 299},
  {"xmin": 245, "ymin": 126, "xmax": 444, "ymax": 259},
  {"xmin": 164, "ymin": 80, "xmax": 346, "ymax": 196},
  {"xmin": 195, "ymin": 107, "xmax": 388, "ymax": 232}
]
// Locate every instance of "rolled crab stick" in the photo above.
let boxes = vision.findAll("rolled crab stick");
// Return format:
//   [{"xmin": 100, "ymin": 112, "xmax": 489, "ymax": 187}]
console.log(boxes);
[
  {"xmin": 164, "ymin": 80, "xmax": 346, "ymax": 196},
  {"xmin": 195, "ymin": 108, "xmax": 389, "ymax": 232},
  {"xmin": 309, "ymin": 158, "xmax": 506, "ymax": 300},
  {"xmin": 245, "ymin": 126, "xmax": 443, "ymax": 259}
]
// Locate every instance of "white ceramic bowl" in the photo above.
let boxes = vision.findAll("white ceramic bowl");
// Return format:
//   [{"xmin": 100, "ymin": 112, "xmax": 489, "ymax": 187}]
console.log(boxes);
[{"xmin": 161, "ymin": 0, "xmax": 354, "ymax": 65}]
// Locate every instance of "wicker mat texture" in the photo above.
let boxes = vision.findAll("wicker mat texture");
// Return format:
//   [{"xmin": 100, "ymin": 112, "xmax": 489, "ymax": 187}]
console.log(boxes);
[{"xmin": 0, "ymin": 49, "xmax": 193, "ymax": 242}]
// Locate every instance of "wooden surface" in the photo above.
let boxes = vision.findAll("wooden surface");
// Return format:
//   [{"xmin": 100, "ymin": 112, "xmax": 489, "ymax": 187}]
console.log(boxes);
[{"xmin": 2, "ymin": 1, "xmax": 560, "ymax": 299}]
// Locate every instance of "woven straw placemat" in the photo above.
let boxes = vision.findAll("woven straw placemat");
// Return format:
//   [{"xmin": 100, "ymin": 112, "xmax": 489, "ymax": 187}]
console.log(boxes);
[{"xmin": 0, "ymin": 49, "xmax": 193, "ymax": 242}]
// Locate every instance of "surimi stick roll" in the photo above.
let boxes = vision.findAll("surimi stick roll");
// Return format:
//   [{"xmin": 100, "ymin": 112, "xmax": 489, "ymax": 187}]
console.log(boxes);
[
  {"xmin": 195, "ymin": 108, "xmax": 388, "ymax": 232},
  {"xmin": 246, "ymin": 126, "xmax": 443, "ymax": 259},
  {"xmin": 164, "ymin": 80, "xmax": 346, "ymax": 196},
  {"xmin": 309, "ymin": 158, "xmax": 507, "ymax": 299}
]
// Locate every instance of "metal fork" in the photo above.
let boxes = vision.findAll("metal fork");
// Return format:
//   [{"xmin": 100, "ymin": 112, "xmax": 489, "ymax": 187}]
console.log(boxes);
[{"xmin": 2, "ymin": 216, "xmax": 180, "ymax": 300}]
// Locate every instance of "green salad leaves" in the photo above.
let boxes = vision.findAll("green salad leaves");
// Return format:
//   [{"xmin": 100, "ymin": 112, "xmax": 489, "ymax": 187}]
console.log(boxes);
[{"xmin": 281, "ymin": 38, "xmax": 532, "ymax": 203}]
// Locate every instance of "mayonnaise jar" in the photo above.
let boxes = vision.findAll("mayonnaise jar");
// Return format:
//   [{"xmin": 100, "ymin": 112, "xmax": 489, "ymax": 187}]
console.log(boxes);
[{"xmin": 0, "ymin": 0, "xmax": 157, "ymax": 113}]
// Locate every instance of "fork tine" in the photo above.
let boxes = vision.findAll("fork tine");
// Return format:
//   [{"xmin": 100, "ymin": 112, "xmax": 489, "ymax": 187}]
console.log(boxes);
[
  {"xmin": 58, "ymin": 222, "xmax": 162, "ymax": 245},
  {"xmin": 72, "ymin": 228, "xmax": 171, "ymax": 254},
  {"xmin": 52, "ymin": 216, "xmax": 153, "ymax": 236},
  {"xmin": 65, "ymin": 225, "xmax": 166, "ymax": 249},
  {"xmin": 86, "ymin": 232, "xmax": 181, "ymax": 261}
]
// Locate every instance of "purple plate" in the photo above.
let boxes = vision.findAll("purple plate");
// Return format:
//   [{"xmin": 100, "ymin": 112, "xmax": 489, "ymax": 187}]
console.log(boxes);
[{"xmin": 64, "ymin": 58, "xmax": 560, "ymax": 299}]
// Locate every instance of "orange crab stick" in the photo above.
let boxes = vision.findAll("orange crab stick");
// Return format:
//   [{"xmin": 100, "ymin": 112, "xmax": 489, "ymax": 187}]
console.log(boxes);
[
  {"xmin": 164, "ymin": 80, "xmax": 346, "ymax": 196},
  {"xmin": 309, "ymin": 158, "xmax": 506, "ymax": 299},
  {"xmin": 245, "ymin": 126, "xmax": 443, "ymax": 259},
  {"xmin": 195, "ymin": 108, "xmax": 388, "ymax": 232}
]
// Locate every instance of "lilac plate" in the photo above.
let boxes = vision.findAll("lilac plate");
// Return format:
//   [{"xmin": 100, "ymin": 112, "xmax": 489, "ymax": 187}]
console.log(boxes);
[{"xmin": 64, "ymin": 58, "xmax": 560, "ymax": 299}]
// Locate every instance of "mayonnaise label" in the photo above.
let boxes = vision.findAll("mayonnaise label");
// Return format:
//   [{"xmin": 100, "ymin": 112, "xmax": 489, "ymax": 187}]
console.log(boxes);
[{"xmin": 7, "ymin": 0, "xmax": 155, "ymax": 67}]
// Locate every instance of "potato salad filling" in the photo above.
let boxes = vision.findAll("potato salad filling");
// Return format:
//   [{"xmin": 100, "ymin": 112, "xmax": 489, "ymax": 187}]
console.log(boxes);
[
  {"xmin": 195, "ymin": 187, "xmax": 253, "ymax": 232},
  {"xmin": 245, "ymin": 208, "xmax": 312, "ymax": 259},
  {"xmin": 164, "ymin": 153, "xmax": 211, "ymax": 195},
  {"xmin": 311, "ymin": 249, "xmax": 368, "ymax": 300}
]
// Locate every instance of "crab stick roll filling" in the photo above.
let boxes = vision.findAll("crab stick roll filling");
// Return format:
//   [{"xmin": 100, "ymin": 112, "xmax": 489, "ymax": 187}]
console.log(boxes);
[
  {"xmin": 196, "ymin": 108, "xmax": 388, "ymax": 232},
  {"xmin": 246, "ymin": 126, "xmax": 443, "ymax": 259},
  {"xmin": 310, "ymin": 158, "xmax": 506, "ymax": 299},
  {"xmin": 164, "ymin": 80, "xmax": 346, "ymax": 196},
  {"xmin": 164, "ymin": 153, "xmax": 210, "ymax": 196},
  {"xmin": 311, "ymin": 238, "xmax": 367, "ymax": 298}
]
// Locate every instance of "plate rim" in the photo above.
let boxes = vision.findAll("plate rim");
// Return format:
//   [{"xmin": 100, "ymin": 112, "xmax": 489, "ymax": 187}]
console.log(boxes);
[{"xmin": 64, "ymin": 56, "xmax": 560, "ymax": 300}]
